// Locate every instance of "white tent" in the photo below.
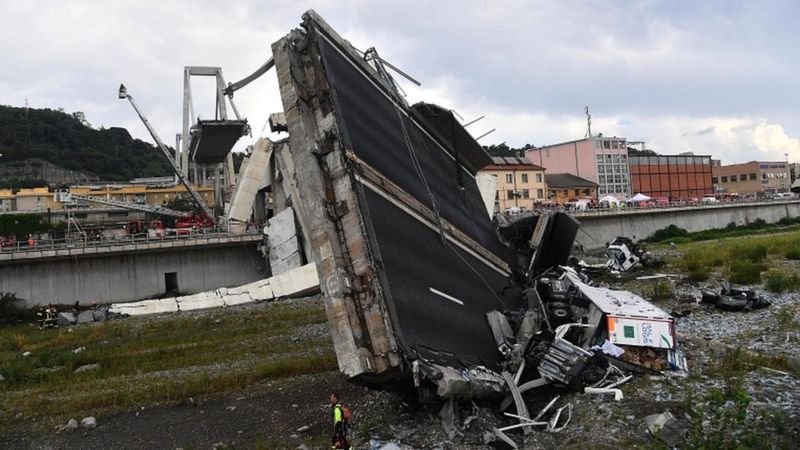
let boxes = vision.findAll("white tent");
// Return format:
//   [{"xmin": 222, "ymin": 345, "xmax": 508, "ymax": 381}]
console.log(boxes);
[
  {"xmin": 599, "ymin": 195, "xmax": 620, "ymax": 206},
  {"xmin": 627, "ymin": 193, "xmax": 652, "ymax": 203}
]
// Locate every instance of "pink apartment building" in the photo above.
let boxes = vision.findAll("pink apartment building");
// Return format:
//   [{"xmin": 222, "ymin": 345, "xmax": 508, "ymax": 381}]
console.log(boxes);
[{"xmin": 526, "ymin": 136, "xmax": 631, "ymax": 199}]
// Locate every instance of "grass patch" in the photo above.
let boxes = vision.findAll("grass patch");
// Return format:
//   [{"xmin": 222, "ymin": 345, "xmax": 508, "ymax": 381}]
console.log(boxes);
[
  {"xmin": 0, "ymin": 298, "xmax": 334, "ymax": 427},
  {"xmin": 649, "ymin": 280, "xmax": 675, "ymax": 301},
  {"xmin": 763, "ymin": 268, "xmax": 800, "ymax": 293},
  {"xmin": 785, "ymin": 247, "xmax": 800, "ymax": 260},
  {"xmin": 707, "ymin": 347, "xmax": 798, "ymax": 378},
  {"xmin": 776, "ymin": 306, "xmax": 799, "ymax": 332},
  {"xmin": 646, "ymin": 218, "xmax": 800, "ymax": 244},
  {"xmin": 729, "ymin": 260, "xmax": 764, "ymax": 284},
  {"xmin": 663, "ymin": 231, "xmax": 800, "ymax": 284}
]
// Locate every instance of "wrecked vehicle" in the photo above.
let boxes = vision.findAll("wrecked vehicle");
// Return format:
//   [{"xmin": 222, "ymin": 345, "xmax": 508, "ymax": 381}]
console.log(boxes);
[
  {"xmin": 573, "ymin": 236, "xmax": 664, "ymax": 275},
  {"xmin": 701, "ymin": 282, "xmax": 771, "ymax": 311}
]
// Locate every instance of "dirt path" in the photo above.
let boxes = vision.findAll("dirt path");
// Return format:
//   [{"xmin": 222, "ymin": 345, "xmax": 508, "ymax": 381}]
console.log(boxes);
[{"xmin": 0, "ymin": 372, "xmax": 370, "ymax": 449}]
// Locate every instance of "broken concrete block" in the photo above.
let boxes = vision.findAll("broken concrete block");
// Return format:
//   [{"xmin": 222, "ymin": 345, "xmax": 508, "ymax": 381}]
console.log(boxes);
[
  {"xmin": 222, "ymin": 293, "xmax": 253, "ymax": 307},
  {"xmin": 269, "ymin": 263, "xmax": 319, "ymax": 298},
  {"xmin": 439, "ymin": 398, "xmax": 460, "ymax": 440},
  {"xmin": 431, "ymin": 364, "xmax": 505, "ymax": 399},
  {"xmin": 109, "ymin": 297, "xmax": 178, "ymax": 316},
  {"xmin": 176, "ymin": 292, "xmax": 225, "ymax": 312},
  {"xmin": 266, "ymin": 207, "xmax": 303, "ymax": 276},
  {"xmin": 645, "ymin": 411, "xmax": 686, "ymax": 447},
  {"xmin": 249, "ymin": 282, "xmax": 274, "ymax": 302},
  {"xmin": 65, "ymin": 418, "xmax": 79, "ymax": 431},
  {"xmin": 228, "ymin": 138, "xmax": 274, "ymax": 228},
  {"xmin": 76, "ymin": 310, "xmax": 95, "ymax": 324},
  {"xmin": 92, "ymin": 309, "xmax": 107, "ymax": 322},
  {"xmin": 57, "ymin": 312, "xmax": 77, "ymax": 326},
  {"xmin": 80, "ymin": 416, "xmax": 97, "ymax": 429},
  {"xmin": 74, "ymin": 363, "xmax": 100, "ymax": 373}
]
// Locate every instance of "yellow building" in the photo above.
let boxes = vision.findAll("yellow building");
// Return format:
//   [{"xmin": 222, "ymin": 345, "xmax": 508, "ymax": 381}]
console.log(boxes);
[
  {"xmin": 0, "ymin": 189, "xmax": 14, "ymax": 212},
  {"xmin": 480, "ymin": 156, "xmax": 547, "ymax": 212},
  {"xmin": 3, "ymin": 184, "xmax": 215, "ymax": 212},
  {"xmin": 67, "ymin": 184, "xmax": 215, "ymax": 209}
]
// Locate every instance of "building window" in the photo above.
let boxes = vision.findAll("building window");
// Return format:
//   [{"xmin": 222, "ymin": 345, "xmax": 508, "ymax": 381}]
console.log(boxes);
[
  {"xmin": 598, "ymin": 165, "xmax": 605, "ymax": 174},
  {"xmin": 535, "ymin": 173, "xmax": 542, "ymax": 183},
  {"xmin": 740, "ymin": 174, "xmax": 747, "ymax": 181},
  {"xmin": 730, "ymin": 175, "xmax": 737, "ymax": 182},
  {"xmin": 522, "ymin": 190, "xmax": 530, "ymax": 199},
  {"xmin": 749, "ymin": 173, "xmax": 757, "ymax": 180},
  {"xmin": 721, "ymin": 176, "xmax": 728, "ymax": 183},
  {"xmin": 506, "ymin": 190, "xmax": 515, "ymax": 199},
  {"xmin": 537, "ymin": 188, "xmax": 543, "ymax": 198},
  {"xmin": 712, "ymin": 177, "xmax": 718, "ymax": 184},
  {"xmin": 505, "ymin": 174, "xmax": 513, "ymax": 183},
  {"xmin": 603, "ymin": 141, "xmax": 611, "ymax": 149},
  {"xmin": 574, "ymin": 189, "xmax": 580, "ymax": 197},
  {"xmin": 521, "ymin": 173, "xmax": 529, "ymax": 183}
]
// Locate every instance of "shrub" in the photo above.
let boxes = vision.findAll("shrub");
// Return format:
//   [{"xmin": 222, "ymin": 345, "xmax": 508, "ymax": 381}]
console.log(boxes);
[
  {"xmin": 763, "ymin": 269, "xmax": 800, "ymax": 293},
  {"xmin": 729, "ymin": 260, "xmax": 763, "ymax": 284},
  {"xmin": 687, "ymin": 268, "xmax": 710, "ymax": 282},
  {"xmin": 778, "ymin": 216, "xmax": 800, "ymax": 226},
  {"xmin": 785, "ymin": 248, "xmax": 800, "ymax": 260},
  {"xmin": 0, "ymin": 292, "xmax": 25, "ymax": 325},
  {"xmin": 650, "ymin": 280, "xmax": 675, "ymax": 301},
  {"xmin": 733, "ymin": 242, "xmax": 767, "ymax": 263},
  {"xmin": 645, "ymin": 224, "xmax": 688, "ymax": 243}
]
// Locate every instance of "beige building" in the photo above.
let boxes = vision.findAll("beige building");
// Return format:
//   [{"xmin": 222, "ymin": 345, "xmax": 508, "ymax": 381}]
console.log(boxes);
[
  {"xmin": 712, "ymin": 161, "xmax": 790, "ymax": 195},
  {"xmin": 14, "ymin": 187, "xmax": 56, "ymax": 211},
  {"xmin": 480, "ymin": 156, "xmax": 547, "ymax": 212}
]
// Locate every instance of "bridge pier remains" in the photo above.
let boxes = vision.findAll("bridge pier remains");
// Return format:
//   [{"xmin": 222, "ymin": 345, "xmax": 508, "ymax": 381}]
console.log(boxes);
[
  {"xmin": 575, "ymin": 200, "xmax": 800, "ymax": 249},
  {"xmin": 0, "ymin": 235, "xmax": 265, "ymax": 308}
]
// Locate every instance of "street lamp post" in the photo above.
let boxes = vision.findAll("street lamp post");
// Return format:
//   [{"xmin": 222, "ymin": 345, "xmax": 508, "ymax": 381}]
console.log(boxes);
[{"xmin": 786, "ymin": 153, "xmax": 790, "ymax": 193}]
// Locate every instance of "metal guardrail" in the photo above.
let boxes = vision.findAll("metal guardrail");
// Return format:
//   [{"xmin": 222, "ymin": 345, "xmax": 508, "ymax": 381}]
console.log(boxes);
[
  {"xmin": 503, "ymin": 197, "xmax": 800, "ymax": 219},
  {"xmin": 0, "ymin": 229, "xmax": 261, "ymax": 255}
]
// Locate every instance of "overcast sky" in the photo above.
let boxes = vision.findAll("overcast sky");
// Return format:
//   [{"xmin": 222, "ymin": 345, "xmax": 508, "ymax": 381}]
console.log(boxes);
[{"xmin": 1, "ymin": 0, "xmax": 798, "ymax": 164}]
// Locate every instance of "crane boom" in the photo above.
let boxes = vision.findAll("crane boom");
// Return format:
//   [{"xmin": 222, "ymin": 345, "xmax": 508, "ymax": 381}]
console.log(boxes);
[
  {"xmin": 118, "ymin": 84, "xmax": 216, "ymax": 223},
  {"xmin": 55, "ymin": 191, "xmax": 191, "ymax": 218}
]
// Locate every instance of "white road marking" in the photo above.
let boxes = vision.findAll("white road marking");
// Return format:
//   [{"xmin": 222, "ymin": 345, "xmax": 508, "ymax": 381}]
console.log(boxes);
[{"xmin": 429, "ymin": 287, "xmax": 464, "ymax": 306}]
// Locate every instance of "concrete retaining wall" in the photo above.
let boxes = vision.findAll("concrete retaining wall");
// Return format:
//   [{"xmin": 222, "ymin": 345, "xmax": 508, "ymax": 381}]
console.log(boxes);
[
  {"xmin": 576, "ymin": 200, "xmax": 800, "ymax": 249},
  {"xmin": 1, "ymin": 243, "xmax": 266, "ymax": 308}
]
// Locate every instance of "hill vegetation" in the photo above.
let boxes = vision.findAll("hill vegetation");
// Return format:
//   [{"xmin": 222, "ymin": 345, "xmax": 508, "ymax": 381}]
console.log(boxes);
[{"xmin": 0, "ymin": 104, "xmax": 174, "ymax": 181}]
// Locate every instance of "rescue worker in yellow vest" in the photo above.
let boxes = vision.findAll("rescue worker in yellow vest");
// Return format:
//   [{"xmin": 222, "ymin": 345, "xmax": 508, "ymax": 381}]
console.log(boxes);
[{"xmin": 330, "ymin": 393, "xmax": 349, "ymax": 449}]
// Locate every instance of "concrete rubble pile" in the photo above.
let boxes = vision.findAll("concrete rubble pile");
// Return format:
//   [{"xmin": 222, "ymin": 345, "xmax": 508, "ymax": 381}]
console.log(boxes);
[{"xmin": 242, "ymin": 10, "xmax": 689, "ymax": 447}]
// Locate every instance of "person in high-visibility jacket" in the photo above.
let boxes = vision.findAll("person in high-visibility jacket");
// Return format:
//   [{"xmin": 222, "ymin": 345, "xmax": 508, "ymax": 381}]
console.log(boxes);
[{"xmin": 329, "ymin": 393, "xmax": 350, "ymax": 449}]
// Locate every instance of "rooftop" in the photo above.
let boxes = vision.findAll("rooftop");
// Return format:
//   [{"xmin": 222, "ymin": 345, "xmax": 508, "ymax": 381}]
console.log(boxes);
[
  {"xmin": 483, "ymin": 156, "xmax": 545, "ymax": 171},
  {"xmin": 545, "ymin": 173, "xmax": 599, "ymax": 188}
]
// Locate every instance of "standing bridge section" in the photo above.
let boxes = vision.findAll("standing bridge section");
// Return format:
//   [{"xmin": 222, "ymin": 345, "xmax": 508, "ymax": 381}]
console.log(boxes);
[{"xmin": 0, "ymin": 233, "xmax": 265, "ymax": 308}]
